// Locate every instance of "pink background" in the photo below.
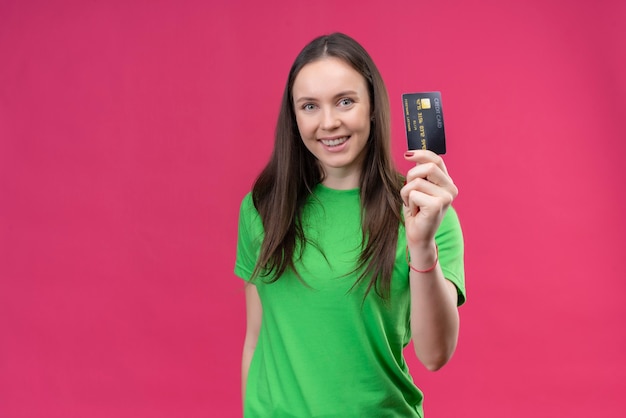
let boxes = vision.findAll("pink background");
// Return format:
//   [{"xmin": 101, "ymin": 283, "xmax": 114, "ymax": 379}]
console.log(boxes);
[{"xmin": 1, "ymin": 0, "xmax": 625, "ymax": 417}]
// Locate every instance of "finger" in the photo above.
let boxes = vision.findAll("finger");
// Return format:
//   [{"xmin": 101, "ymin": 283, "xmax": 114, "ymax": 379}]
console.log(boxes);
[
  {"xmin": 401, "ymin": 172, "xmax": 458, "ymax": 209},
  {"xmin": 404, "ymin": 150, "xmax": 450, "ymax": 176},
  {"xmin": 406, "ymin": 162, "xmax": 455, "ymax": 191},
  {"xmin": 401, "ymin": 177, "xmax": 441, "ymax": 203},
  {"xmin": 404, "ymin": 189, "xmax": 441, "ymax": 218},
  {"xmin": 404, "ymin": 177, "xmax": 456, "ymax": 211}
]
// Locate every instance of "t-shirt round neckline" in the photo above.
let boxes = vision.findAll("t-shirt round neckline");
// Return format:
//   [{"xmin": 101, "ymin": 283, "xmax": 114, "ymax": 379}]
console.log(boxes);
[{"xmin": 314, "ymin": 183, "xmax": 360, "ymax": 196}]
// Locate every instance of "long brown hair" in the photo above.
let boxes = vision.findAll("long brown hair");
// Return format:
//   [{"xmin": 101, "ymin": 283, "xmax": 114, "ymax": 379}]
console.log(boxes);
[{"xmin": 251, "ymin": 33, "xmax": 404, "ymax": 299}]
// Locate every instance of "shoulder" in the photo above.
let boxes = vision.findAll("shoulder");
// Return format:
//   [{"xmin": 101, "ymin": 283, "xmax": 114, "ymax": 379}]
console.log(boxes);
[
  {"xmin": 437, "ymin": 206, "xmax": 463, "ymax": 241},
  {"xmin": 239, "ymin": 191, "xmax": 255, "ymax": 212},
  {"xmin": 237, "ymin": 192, "xmax": 264, "ymax": 236},
  {"xmin": 436, "ymin": 206, "xmax": 466, "ymax": 305},
  {"xmin": 238, "ymin": 191, "xmax": 265, "ymax": 219}
]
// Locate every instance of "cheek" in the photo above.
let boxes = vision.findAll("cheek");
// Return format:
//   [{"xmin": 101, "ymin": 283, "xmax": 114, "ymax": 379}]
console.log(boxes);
[
  {"xmin": 295, "ymin": 116, "xmax": 314, "ymax": 139},
  {"xmin": 359, "ymin": 121, "xmax": 372, "ymax": 146},
  {"xmin": 352, "ymin": 111, "xmax": 371, "ymax": 135}
]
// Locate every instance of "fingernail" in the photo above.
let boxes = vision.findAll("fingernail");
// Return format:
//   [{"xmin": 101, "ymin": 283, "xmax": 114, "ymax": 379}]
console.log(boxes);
[{"xmin": 404, "ymin": 151, "xmax": 414, "ymax": 157}]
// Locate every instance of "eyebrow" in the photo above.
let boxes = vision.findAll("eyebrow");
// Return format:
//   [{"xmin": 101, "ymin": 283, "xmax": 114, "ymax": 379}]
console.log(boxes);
[{"xmin": 294, "ymin": 90, "xmax": 360, "ymax": 104}]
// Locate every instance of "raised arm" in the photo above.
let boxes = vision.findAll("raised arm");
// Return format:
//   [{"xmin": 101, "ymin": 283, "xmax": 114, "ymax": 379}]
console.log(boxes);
[{"xmin": 400, "ymin": 150, "xmax": 460, "ymax": 371}]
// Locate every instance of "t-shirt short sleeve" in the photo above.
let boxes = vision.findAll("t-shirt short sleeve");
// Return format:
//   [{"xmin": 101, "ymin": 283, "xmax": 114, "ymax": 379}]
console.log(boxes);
[
  {"xmin": 234, "ymin": 193, "xmax": 264, "ymax": 282},
  {"xmin": 435, "ymin": 206, "xmax": 466, "ymax": 306}
]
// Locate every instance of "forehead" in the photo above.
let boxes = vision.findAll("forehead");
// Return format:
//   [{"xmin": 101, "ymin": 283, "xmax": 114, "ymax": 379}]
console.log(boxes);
[{"xmin": 292, "ymin": 57, "xmax": 368, "ymax": 98}]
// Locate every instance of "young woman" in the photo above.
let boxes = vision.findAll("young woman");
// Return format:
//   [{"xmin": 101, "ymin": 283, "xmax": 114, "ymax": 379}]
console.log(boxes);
[{"xmin": 235, "ymin": 33, "xmax": 465, "ymax": 417}]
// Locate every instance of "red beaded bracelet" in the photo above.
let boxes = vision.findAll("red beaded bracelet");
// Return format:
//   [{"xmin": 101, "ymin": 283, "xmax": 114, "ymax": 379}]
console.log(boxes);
[{"xmin": 406, "ymin": 245, "xmax": 439, "ymax": 273}]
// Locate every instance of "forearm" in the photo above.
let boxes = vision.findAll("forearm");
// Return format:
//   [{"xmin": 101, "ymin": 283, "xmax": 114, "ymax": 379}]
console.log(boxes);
[
  {"xmin": 241, "ymin": 283, "xmax": 261, "ymax": 406},
  {"xmin": 408, "ymin": 244, "xmax": 459, "ymax": 371},
  {"xmin": 241, "ymin": 343, "xmax": 255, "ymax": 406}
]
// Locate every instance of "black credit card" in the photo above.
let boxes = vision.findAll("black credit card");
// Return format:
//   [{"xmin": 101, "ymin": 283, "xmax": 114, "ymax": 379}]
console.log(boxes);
[{"xmin": 402, "ymin": 91, "xmax": 446, "ymax": 154}]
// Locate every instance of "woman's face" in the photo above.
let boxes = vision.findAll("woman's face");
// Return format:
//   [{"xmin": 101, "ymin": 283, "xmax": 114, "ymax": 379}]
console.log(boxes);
[{"xmin": 292, "ymin": 57, "xmax": 371, "ymax": 185}]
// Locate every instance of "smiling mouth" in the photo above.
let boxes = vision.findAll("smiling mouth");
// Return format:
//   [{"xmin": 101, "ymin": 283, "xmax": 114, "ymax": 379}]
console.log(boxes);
[{"xmin": 320, "ymin": 136, "xmax": 349, "ymax": 147}]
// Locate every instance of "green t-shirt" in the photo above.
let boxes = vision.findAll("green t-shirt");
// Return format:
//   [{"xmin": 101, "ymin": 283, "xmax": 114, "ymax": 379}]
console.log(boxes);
[{"xmin": 235, "ymin": 184, "xmax": 465, "ymax": 418}]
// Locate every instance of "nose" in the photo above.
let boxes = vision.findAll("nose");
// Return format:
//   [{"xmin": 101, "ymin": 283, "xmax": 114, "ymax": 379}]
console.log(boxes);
[{"xmin": 320, "ymin": 107, "xmax": 340, "ymax": 131}]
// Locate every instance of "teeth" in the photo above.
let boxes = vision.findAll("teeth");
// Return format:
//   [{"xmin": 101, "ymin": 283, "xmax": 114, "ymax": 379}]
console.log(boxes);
[{"xmin": 321, "ymin": 137, "xmax": 348, "ymax": 147}]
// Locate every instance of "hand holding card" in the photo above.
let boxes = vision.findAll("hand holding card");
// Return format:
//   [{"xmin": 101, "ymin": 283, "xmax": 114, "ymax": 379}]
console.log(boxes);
[{"xmin": 402, "ymin": 91, "xmax": 446, "ymax": 154}]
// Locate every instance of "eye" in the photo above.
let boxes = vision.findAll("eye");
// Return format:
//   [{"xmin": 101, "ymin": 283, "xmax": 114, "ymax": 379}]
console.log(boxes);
[
  {"xmin": 338, "ymin": 98, "xmax": 354, "ymax": 107},
  {"xmin": 302, "ymin": 103, "xmax": 317, "ymax": 111}
]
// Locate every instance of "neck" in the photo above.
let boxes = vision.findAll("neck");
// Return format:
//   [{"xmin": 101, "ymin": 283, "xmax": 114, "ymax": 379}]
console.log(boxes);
[{"xmin": 321, "ymin": 168, "xmax": 361, "ymax": 190}]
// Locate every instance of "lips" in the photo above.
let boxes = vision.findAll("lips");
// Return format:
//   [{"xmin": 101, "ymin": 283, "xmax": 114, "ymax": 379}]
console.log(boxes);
[{"xmin": 319, "ymin": 136, "xmax": 349, "ymax": 147}]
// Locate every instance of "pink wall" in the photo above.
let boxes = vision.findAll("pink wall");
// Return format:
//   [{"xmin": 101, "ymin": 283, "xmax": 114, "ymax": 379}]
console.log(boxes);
[{"xmin": 1, "ymin": 0, "xmax": 624, "ymax": 416}]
